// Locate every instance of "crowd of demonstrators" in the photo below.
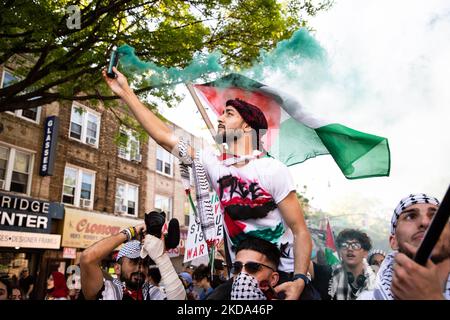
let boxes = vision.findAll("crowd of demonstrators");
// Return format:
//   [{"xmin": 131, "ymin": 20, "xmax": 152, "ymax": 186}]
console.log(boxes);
[
  {"xmin": 359, "ymin": 194, "xmax": 450, "ymax": 300},
  {"xmin": 0, "ymin": 191, "xmax": 448, "ymax": 301}
]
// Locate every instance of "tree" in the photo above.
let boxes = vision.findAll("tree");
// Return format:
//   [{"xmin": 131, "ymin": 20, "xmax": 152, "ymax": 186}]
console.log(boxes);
[{"xmin": 0, "ymin": 0, "xmax": 332, "ymax": 112}]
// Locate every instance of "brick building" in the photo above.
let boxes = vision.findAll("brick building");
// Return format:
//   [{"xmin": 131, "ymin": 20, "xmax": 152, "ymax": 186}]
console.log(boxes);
[{"xmin": 0, "ymin": 64, "xmax": 197, "ymax": 298}]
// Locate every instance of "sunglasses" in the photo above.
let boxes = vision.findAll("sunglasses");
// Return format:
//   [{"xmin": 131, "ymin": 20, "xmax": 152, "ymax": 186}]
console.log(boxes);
[
  {"xmin": 231, "ymin": 261, "xmax": 275, "ymax": 274},
  {"xmin": 339, "ymin": 242, "xmax": 362, "ymax": 250}
]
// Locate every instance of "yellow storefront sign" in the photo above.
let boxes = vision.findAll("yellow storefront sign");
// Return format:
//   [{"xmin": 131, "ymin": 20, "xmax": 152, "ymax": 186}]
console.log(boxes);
[{"xmin": 62, "ymin": 208, "xmax": 143, "ymax": 249}]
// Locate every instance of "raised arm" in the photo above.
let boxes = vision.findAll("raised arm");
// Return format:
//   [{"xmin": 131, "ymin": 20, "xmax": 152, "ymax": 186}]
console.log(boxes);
[
  {"xmin": 102, "ymin": 67, "xmax": 190, "ymax": 156},
  {"xmin": 80, "ymin": 224, "xmax": 145, "ymax": 300}
]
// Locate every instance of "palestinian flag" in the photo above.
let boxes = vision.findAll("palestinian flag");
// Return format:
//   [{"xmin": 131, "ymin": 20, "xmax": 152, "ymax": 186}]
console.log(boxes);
[
  {"xmin": 193, "ymin": 73, "xmax": 390, "ymax": 179},
  {"xmin": 324, "ymin": 219, "xmax": 340, "ymax": 266}
]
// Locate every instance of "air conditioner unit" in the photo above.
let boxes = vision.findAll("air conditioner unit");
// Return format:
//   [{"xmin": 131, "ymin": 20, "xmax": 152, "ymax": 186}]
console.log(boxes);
[
  {"xmin": 131, "ymin": 154, "xmax": 142, "ymax": 162},
  {"xmin": 114, "ymin": 204, "xmax": 127, "ymax": 213},
  {"xmin": 86, "ymin": 136, "xmax": 97, "ymax": 145},
  {"xmin": 80, "ymin": 198, "xmax": 92, "ymax": 208},
  {"xmin": 0, "ymin": 179, "xmax": 5, "ymax": 190}
]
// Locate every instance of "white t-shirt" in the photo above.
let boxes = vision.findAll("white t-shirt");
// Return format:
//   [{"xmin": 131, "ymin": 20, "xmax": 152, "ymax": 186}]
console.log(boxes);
[{"xmin": 200, "ymin": 147, "xmax": 296, "ymax": 272}]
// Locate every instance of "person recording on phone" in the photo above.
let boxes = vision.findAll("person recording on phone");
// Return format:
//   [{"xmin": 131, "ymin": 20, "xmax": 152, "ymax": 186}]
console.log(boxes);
[
  {"xmin": 102, "ymin": 57, "xmax": 312, "ymax": 300},
  {"xmin": 358, "ymin": 193, "xmax": 450, "ymax": 300},
  {"xmin": 80, "ymin": 221, "xmax": 186, "ymax": 300}
]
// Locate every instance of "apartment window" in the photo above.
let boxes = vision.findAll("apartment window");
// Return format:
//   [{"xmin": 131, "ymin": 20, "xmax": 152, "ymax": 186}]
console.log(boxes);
[
  {"xmin": 155, "ymin": 194, "xmax": 172, "ymax": 220},
  {"xmin": 118, "ymin": 127, "xmax": 141, "ymax": 162},
  {"xmin": 1, "ymin": 70, "xmax": 41, "ymax": 123},
  {"xmin": 115, "ymin": 181, "xmax": 139, "ymax": 217},
  {"xmin": 156, "ymin": 146, "xmax": 173, "ymax": 176},
  {"xmin": 62, "ymin": 165, "xmax": 95, "ymax": 209},
  {"xmin": 0, "ymin": 145, "xmax": 33, "ymax": 194},
  {"xmin": 69, "ymin": 103, "xmax": 101, "ymax": 148}
]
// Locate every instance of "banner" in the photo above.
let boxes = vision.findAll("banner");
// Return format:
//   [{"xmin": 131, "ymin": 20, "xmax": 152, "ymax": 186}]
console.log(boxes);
[{"xmin": 183, "ymin": 192, "xmax": 223, "ymax": 263}]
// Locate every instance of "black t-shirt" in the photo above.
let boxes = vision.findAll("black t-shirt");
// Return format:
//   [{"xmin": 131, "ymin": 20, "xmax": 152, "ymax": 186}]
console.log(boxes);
[
  {"xmin": 206, "ymin": 279, "xmax": 233, "ymax": 300},
  {"xmin": 19, "ymin": 275, "xmax": 35, "ymax": 294},
  {"xmin": 311, "ymin": 263, "xmax": 332, "ymax": 300}
]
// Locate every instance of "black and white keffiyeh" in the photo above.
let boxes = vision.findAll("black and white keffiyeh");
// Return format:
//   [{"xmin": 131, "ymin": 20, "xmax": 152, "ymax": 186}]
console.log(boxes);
[
  {"xmin": 178, "ymin": 138, "xmax": 216, "ymax": 244},
  {"xmin": 231, "ymin": 273, "xmax": 267, "ymax": 300},
  {"xmin": 391, "ymin": 193, "xmax": 440, "ymax": 235},
  {"xmin": 116, "ymin": 240, "xmax": 141, "ymax": 261},
  {"xmin": 328, "ymin": 258, "xmax": 377, "ymax": 300},
  {"xmin": 371, "ymin": 251, "xmax": 450, "ymax": 300}
]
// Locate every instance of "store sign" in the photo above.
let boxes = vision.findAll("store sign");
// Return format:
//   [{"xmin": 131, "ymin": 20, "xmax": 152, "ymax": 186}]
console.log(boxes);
[
  {"xmin": 0, "ymin": 192, "xmax": 64, "ymax": 234},
  {"xmin": 62, "ymin": 208, "xmax": 143, "ymax": 249},
  {"xmin": 63, "ymin": 247, "xmax": 77, "ymax": 259},
  {"xmin": 0, "ymin": 230, "xmax": 61, "ymax": 249},
  {"xmin": 40, "ymin": 116, "xmax": 59, "ymax": 176}
]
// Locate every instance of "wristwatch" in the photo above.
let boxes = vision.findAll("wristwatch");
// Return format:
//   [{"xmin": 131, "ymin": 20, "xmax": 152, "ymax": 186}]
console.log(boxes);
[{"xmin": 292, "ymin": 273, "xmax": 310, "ymax": 285}]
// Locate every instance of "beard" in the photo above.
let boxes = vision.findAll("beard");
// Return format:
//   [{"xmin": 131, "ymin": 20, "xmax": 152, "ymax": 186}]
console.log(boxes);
[
  {"xmin": 121, "ymin": 272, "xmax": 146, "ymax": 291},
  {"xmin": 214, "ymin": 128, "xmax": 244, "ymax": 145},
  {"xmin": 398, "ymin": 241, "xmax": 450, "ymax": 264}
]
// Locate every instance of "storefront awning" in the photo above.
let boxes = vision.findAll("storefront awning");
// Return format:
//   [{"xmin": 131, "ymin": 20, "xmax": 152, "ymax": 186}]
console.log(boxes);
[{"xmin": 0, "ymin": 230, "xmax": 61, "ymax": 249}]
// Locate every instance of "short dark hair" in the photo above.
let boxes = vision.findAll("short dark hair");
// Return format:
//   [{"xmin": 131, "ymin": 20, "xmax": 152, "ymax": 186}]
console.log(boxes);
[
  {"xmin": 148, "ymin": 267, "xmax": 162, "ymax": 285},
  {"xmin": 236, "ymin": 236, "xmax": 280, "ymax": 268},
  {"xmin": 192, "ymin": 264, "xmax": 210, "ymax": 282},
  {"xmin": 336, "ymin": 229, "xmax": 372, "ymax": 251}
]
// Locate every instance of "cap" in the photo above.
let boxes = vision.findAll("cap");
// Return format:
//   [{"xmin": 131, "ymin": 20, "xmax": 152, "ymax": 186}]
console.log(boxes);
[{"xmin": 116, "ymin": 240, "xmax": 141, "ymax": 261}]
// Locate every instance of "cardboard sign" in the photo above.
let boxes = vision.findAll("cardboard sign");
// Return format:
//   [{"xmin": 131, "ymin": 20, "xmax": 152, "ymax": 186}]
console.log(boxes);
[{"xmin": 183, "ymin": 193, "xmax": 223, "ymax": 263}]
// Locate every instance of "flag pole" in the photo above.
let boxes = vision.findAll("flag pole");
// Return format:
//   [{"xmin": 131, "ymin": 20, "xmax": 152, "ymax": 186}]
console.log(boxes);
[{"xmin": 186, "ymin": 82, "xmax": 217, "ymax": 141}]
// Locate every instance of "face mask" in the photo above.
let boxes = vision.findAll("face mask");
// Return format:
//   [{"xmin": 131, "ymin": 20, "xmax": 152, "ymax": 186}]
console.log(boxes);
[{"xmin": 231, "ymin": 272, "xmax": 267, "ymax": 300}]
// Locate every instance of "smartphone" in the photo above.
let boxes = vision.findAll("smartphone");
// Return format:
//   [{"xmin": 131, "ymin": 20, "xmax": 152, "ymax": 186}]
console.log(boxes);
[
  {"xmin": 414, "ymin": 185, "xmax": 450, "ymax": 265},
  {"xmin": 107, "ymin": 48, "xmax": 119, "ymax": 79}
]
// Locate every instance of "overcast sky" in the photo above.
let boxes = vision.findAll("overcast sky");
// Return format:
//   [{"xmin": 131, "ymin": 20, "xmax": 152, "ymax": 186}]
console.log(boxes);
[{"xmin": 160, "ymin": 0, "xmax": 450, "ymax": 221}]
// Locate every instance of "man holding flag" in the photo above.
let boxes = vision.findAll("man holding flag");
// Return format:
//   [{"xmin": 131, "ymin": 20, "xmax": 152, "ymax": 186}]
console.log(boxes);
[{"xmin": 102, "ymin": 67, "xmax": 313, "ymax": 299}]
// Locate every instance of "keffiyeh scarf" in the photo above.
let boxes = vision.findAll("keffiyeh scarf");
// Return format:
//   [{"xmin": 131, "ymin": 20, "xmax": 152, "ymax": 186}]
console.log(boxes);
[
  {"xmin": 372, "ymin": 251, "xmax": 450, "ymax": 300},
  {"xmin": 231, "ymin": 273, "xmax": 267, "ymax": 300},
  {"xmin": 178, "ymin": 138, "xmax": 216, "ymax": 245},
  {"xmin": 328, "ymin": 258, "xmax": 377, "ymax": 300}
]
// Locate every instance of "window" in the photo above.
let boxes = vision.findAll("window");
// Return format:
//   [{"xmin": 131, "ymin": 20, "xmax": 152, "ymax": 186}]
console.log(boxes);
[
  {"xmin": 156, "ymin": 146, "xmax": 173, "ymax": 176},
  {"xmin": 61, "ymin": 165, "xmax": 95, "ymax": 209},
  {"xmin": 117, "ymin": 127, "xmax": 141, "ymax": 162},
  {"xmin": 115, "ymin": 181, "xmax": 139, "ymax": 217},
  {"xmin": 184, "ymin": 198, "xmax": 193, "ymax": 227},
  {"xmin": 154, "ymin": 194, "xmax": 172, "ymax": 220},
  {"xmin": 0, "ymin": 145, "xmax": 33, "ymax": 194},
  {"xmin": 1, "ymin": 70, "xmax": 41, "ymax": 123},
  {"xmin": 69, "ymin": 103, "xmax": 101, "ymax": 148}
]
